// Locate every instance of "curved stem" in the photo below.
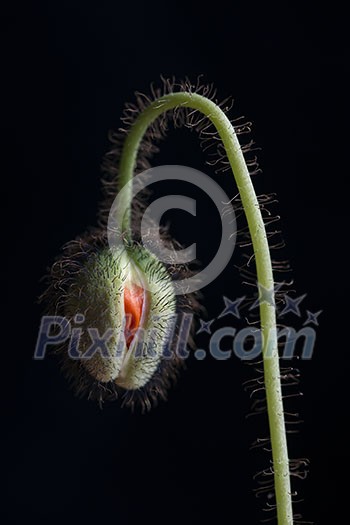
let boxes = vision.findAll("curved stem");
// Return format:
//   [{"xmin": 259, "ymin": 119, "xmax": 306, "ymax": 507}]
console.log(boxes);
[{"xmin": 117, "ymin": 92, "xmax": 293, "ymax": 525}]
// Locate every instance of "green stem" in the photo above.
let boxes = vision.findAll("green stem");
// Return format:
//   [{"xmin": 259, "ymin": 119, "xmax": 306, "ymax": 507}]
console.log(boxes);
[{"xmin": 117, "ymin": 92, "xmax": 293, "ymax": 525}]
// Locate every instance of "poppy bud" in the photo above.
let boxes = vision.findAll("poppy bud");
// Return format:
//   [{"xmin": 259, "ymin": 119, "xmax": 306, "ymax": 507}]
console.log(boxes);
[
  {"xmin": 43, "ymin": 229, "xmax": 200, "ymax": 410},
  {"xmin": 64, "ymin": 244, "xmax": 176, "ymax": 388}
]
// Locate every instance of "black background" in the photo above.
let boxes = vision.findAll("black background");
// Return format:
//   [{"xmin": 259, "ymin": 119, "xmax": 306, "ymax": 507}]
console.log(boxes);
[{"xmin": 3, "ymin": 2, "xmax": 349, "ymax": 524}]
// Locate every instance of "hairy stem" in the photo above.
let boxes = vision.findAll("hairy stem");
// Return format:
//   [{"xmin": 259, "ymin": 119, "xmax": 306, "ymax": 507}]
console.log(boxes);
[{"xmin": 117, "ymin": 92, "xmax": 293, "ymax": 524}]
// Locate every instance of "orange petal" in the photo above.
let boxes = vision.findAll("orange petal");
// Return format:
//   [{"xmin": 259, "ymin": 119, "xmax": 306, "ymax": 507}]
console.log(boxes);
[{"xmin": 124, "ymin": 283, "xmax": 144, "ymax": 347}]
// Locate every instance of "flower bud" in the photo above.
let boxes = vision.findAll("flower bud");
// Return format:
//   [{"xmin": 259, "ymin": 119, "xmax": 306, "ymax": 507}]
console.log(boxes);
[
  {"xmin": 64, "ymin": 244, "xmax": 176, "ymax": 389},
  {"xmin": 42, "ymin": 230, "xmax": 200, "ymax": 410}
]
